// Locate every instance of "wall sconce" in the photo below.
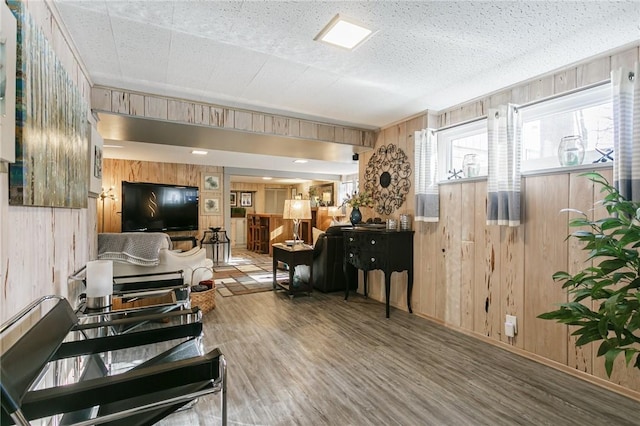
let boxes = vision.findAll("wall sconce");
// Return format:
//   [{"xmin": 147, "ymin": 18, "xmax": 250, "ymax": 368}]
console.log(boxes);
[{"xmin": 99, "ymin": 186, "xmax": 117, "ymax": 233}]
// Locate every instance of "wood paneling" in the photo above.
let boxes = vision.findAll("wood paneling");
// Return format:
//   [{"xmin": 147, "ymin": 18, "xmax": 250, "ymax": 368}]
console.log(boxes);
[
  {"xmin": 92, "ymin": 86, "xmax": 376, "ymax": 147},
  {"xmin": 1, "ymin": 0, "xmax": 92, "ymax": 323},
  {"xmin": 523, "ymin": 174, "xmax": 569, "ymax": 364},
  {"xmin": 438, "ymin": 44, "xmax": 639, "ymax": 129},
  {"xmin": 368, "ymin": 113, "xmax": 638, "ymax": 395},
  {"xmin": 567, "ymin": 171, "xmax": 596, "ymax": 373},
  {"xmin": 101, "ymin": 159, "xmax": 223, "ymax": 239}
]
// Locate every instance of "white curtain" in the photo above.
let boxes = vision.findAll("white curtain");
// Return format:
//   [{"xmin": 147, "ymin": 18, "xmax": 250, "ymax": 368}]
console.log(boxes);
[
  {"xmin": 486, "ymin": 104, "xmax": 522, "ymax": 226},
  {"xmin": 414, "ymin": 129, "xmax": 439, "ymax": 222},
  {"xmin": 611, "ymin": 62, "xmax": 640, "ymax": 201}
]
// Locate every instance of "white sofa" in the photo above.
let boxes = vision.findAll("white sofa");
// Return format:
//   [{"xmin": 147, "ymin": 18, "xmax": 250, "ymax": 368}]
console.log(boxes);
[{"xmin": 98, "ymin": 233, "xmax": 213, "ymax": 285}]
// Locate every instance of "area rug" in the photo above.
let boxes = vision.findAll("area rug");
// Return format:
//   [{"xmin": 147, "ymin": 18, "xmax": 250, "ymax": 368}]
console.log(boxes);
[{"xmin": 213, "ymin": 249, "xmax": 289, "ymax": 297}]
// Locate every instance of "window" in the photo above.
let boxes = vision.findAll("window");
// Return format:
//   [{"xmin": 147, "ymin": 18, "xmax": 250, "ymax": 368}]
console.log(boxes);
[
  {"xmin": 437, "ymin": 119, "xmax": 488, "ymax": 181},
  {"xmin": 520, "ymin": 84, "xmax": 613, "ymax": 171},
  {"xmin": 339, "ymin": 176, "xmax": 358, "ymax": 204}
]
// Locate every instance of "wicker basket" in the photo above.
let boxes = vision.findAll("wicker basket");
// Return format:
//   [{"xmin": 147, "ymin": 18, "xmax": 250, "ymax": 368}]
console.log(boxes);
[{"xmin": 190, "ymin": 286, "xmax": 216, "ymax": 313}]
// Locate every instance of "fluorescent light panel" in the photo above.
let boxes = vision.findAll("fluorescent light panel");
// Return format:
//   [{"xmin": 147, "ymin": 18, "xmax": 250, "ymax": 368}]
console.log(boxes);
[
  {"xmin": 293, "ymin": 159, "xmax": 308, "ymax": 163},
  {"xmin": 191, "ymin": 150, "xmax": 208, "ymax": 155},
  {"xmin": 315, "ymin": 14, "xmax": 373, "ymax": 50}
]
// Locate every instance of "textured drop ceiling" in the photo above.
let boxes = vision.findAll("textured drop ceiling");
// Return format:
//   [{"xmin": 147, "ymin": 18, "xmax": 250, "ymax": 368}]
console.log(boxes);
[{"xmin": 53, "ymin": 0, "xmax": 639, "ymax": 129}]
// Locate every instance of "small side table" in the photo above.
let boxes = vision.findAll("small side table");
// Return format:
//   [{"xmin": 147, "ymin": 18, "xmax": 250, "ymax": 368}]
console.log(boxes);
[{"xmin": 272, "ymin": 243, "xmax": 314, "ymax": 298}]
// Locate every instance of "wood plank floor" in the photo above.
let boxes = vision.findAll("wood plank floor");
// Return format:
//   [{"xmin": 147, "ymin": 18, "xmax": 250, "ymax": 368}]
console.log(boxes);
[{"xmin": 159, "ymin": 289, "xmax": 640, "ymax": 425}]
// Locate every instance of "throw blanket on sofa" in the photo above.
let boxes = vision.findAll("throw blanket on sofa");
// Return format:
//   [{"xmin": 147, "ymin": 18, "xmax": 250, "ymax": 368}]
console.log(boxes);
[{"xmin": 98, "ymin": 233, "xmax": 172, "ymax": 266}]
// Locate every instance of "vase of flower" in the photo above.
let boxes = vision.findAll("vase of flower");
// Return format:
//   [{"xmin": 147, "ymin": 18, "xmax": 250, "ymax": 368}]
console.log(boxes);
[
  {"xmin": 343, "ymin": 191, "xmax": 374, "ymax": 225},
  {"xmin": 350, "ymin": 207, "xmax": 362, "ymax": 225}
]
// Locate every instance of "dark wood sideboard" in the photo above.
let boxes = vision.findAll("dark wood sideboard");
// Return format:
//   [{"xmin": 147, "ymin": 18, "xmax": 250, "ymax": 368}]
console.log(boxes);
[{"xmin": 343, "ymin": 227, "xmax": 414, "ymax": 318}]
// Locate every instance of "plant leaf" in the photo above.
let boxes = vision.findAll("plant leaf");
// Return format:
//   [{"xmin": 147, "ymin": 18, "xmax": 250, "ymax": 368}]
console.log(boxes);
[{"xmin": 604, "ymin": 348, "xmax": 622, "ymax": 377}]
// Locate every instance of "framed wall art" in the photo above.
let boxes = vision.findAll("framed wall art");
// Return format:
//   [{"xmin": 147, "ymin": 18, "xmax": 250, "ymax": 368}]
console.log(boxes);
[
  {"xmin": 202, "ymin": 194, "xmax": 221, "ymax": 215},
  {"xmin": 8, "ymin": 1, "xmax": 89, "ymax": 208},
  {"xmin": 240, "ymin": 192, "xmax": 253, "ymax": 207},
  {"xmin": 202, "ymin": 173, "xmax": 221, "ymax": 191},
  {"xmin": 230, "ymin": 192, "xmax": 237, "ymax": 207},
  {"xmin": 89, "ymin": 126, "xmax": 103, "ymax": 197}
]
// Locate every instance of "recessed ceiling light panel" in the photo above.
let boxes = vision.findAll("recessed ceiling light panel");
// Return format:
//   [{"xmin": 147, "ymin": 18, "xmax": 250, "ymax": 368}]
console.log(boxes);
[
  {"xmin": 293, "ymin": 159, "xmax": 308, "ymax": 163},
  {"xmin": 191, "ymin": 150, "xmax": 208, "ymax": 155},
  {"xmin": 315, "ymin": 14, "xmax": 374, "ymax": 50}
]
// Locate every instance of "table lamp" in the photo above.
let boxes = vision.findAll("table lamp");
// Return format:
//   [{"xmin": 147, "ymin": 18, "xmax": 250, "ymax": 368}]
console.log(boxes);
[
  {"xmin": 283, "ymin": 199, "xmax": 312, "ymax": 244},
  {"xmin": 328, "ymin": 205, "xmax": 346, "ymax": 222},
  {"xmin": 85, "ymin": 259, "xmax": 113, "ymax": 309},
  {"xmin": 322, "ymin": 191, "xmax": 332, "ymax": 206}
]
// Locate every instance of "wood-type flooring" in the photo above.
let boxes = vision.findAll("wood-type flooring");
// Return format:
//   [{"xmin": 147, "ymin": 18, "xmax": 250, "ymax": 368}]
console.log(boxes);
[{"xmin": 158, "ymin": 284, "xmax": 640, "ymax": 425}]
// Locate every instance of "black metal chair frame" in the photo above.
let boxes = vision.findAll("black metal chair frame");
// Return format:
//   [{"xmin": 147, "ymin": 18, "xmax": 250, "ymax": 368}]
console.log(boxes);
[{"xmin": 1, "ymin": 295, "xmax": 227, "ymax": 426}]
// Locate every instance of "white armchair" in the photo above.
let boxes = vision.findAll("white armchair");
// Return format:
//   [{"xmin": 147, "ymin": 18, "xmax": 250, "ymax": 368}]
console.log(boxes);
[
  {"xmin": 112, "ymin": 246, "xmax": 213, "ymax": 285},
  {"xmin": 98, "ymin": 233, "xmax": 213, "ymax": 285}
]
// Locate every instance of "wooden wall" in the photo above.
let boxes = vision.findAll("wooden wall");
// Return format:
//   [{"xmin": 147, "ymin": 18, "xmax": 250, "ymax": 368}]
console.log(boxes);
[
  {"xmin": 229, "ymin": 181, "xmax": 293, "ymax": 214},
  {"xmin": 358, "ymin": 43, "xmax": 640, "ymax": 398},
  {"xmin": 101, "ymin": 159, "xmax": 224, "ymax": 249},
  {"xmin": 92, "ymin": 87, "xmax": 375, "ymax": 148},
  {"xmin": 0, "ymin": 0, "xmax": 94, "ymax": 323},
  {"xmin": 362, "ymin": 120, "xmax": 640, "ymax": 396}
]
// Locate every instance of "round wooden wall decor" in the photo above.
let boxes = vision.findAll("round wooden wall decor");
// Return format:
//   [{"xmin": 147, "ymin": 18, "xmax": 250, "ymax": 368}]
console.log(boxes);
[{"xmin": 364, "ymin": 144, "xmax": 412, "ymax": 215}]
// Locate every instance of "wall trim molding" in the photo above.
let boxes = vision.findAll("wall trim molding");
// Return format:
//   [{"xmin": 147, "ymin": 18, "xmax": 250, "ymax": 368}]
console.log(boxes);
[{"xmin": 91, "ymin": 86, "xmax": 377, "ymax": 149}]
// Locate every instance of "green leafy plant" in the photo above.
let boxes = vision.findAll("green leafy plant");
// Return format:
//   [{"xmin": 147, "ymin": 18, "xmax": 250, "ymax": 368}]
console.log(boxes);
[{"xmin": 538, "ymin": 172, "xmax": 640, "ymax": 377}]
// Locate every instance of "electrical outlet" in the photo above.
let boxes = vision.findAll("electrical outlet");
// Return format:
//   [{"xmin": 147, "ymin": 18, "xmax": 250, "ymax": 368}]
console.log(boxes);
[{"xmin": 505, "ymin": 315, "xmax": 517, "ymax": 335}]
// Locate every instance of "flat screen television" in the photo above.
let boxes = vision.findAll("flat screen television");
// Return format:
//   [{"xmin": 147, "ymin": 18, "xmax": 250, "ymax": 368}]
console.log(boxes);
[{"xmin": 121, "ymin": 181, "xmax": 199, "ymax": 232}]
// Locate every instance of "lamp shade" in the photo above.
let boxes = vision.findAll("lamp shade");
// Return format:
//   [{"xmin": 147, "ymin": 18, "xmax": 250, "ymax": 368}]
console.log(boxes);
[
  {"xmin": 283, "ymin": 199, "xmax": 312, "ymax": 220},
  {"xmin": 328, "ymin": 206, "xmax": 344, "ymax": 217}
]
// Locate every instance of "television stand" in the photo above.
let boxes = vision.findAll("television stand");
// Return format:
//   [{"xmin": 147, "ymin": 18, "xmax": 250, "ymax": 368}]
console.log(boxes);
[{"xmin": 169, "ymin": 235, "xmax": 197, "ymax": 248}]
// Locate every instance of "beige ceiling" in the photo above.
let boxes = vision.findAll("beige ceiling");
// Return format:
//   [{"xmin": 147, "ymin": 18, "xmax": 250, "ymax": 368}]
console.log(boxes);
[{"xmin": 51, "ymin": 0, "xmax": 640, "ymax": 177}]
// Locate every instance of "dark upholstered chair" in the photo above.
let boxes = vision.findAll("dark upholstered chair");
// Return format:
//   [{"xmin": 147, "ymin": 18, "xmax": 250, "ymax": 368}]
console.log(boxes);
[{"xmin": 311, "ymin": 226, "xmax": 357, "ymax": 293}]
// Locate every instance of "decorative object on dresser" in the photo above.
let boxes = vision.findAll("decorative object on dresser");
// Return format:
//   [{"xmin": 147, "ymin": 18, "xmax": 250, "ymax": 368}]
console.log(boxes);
[
  {"xmin": 363, "ymin": 144, "xmax": 412, "ymax": 215},
  {"xmin": 343, "ymin": 191, "xmax": 373, "ymax": 225},
  {"xmin": 283, "ymin": 199, "xmax": 312, "ymax": 244},
  {"xmin": 343, "ymin": 228, "xmax": 414, "ymax": 318}
]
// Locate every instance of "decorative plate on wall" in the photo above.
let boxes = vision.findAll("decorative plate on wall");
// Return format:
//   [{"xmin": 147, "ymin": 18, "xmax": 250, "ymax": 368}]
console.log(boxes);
[{"xmin": 364, "ymin": 144, "xmax": 412, "ymax": 215}]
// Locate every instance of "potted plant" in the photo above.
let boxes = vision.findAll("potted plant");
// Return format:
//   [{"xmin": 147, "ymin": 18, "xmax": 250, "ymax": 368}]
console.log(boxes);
[{"xmin": 538, "ymin": 172, "xmax": 640, "ymax": 377}]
